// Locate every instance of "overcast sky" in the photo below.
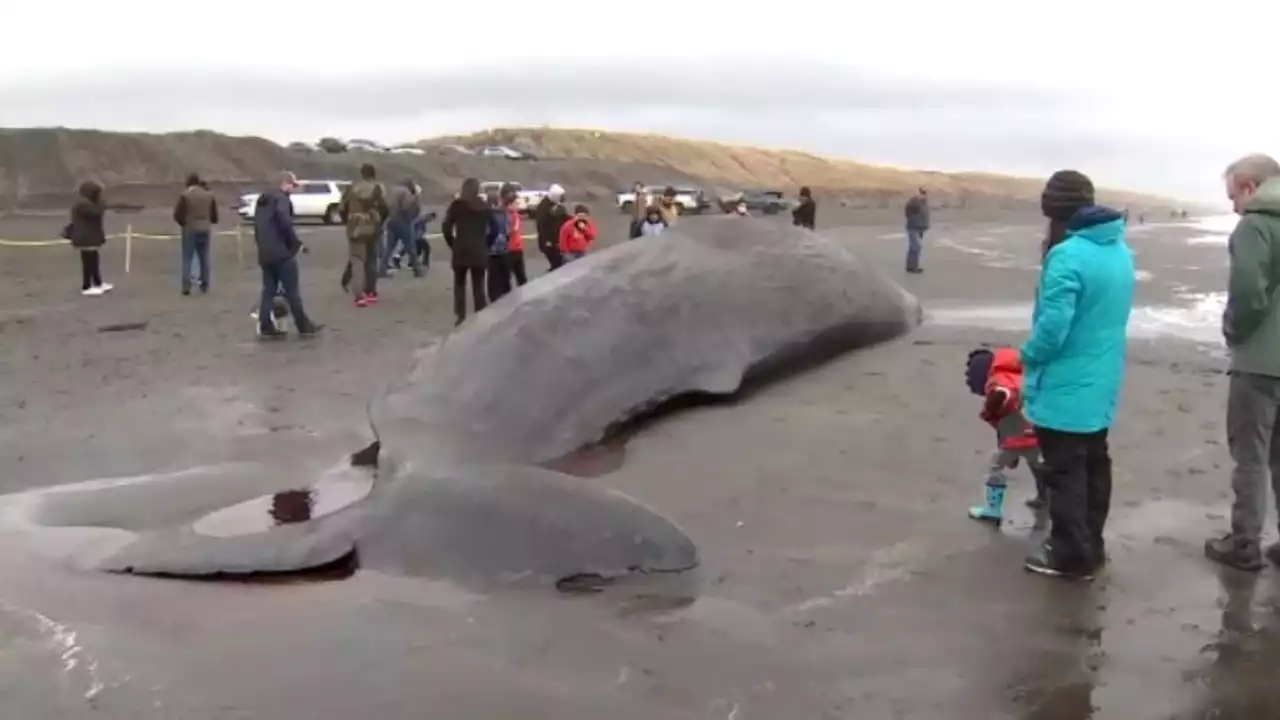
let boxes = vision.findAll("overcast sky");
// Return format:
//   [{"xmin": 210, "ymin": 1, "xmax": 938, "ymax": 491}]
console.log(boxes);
[{"xmin": 2, "ymin": 0, "xmax": 1275, "ymax": 205}]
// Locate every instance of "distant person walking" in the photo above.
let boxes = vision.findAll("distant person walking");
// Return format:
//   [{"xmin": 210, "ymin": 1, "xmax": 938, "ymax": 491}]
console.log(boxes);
[
  {"xmin": 502, "ymin": 183, "xmax": 528, "ymax": 288},
  {"xmin": 1020, "ymin": 170, "xmax": 1134, "ymax": 580},
  {"xmin": 442, "ymin": 177, "xmax": 493, "ymax": 325},
  {"xmin": 485, "ymin": 184, "xmax": 512, "ymax": 303},
  {"xmin": 1205, "ymin": 154, "xmax": 1280, "ymax": 572},
  {"xmin": 66, "ymin": 181, "xmax": 113, "ymax": 296},
  {"xmin": 558, "ymin": 204, "xmax": 597, "ymax": 263},
  {"xmin": 339, "ymin": 164, "xmax": 390, "ymax": 307},
  {"xmin": 628, "ymin": 181, "xmax": 648, "ymax": 239},
  {"xmin": 792, "ymin": 186, "xmax": 816, "ymax": 230},
  {"xmin": 253, "ymin": 172, "xmax": 322, "ymax": 338},
  {"xmin": 173, "ymin": 172, "xmax": 219, "ymax": 295},
  {"xmin": 380, "ymin": 177, "xmax": 423, "ymax": 279},
  {"xmin": 904, "ymin": 187, "xmax": 929, "ymax": 273},
  {"xmin": 535, "ymin": 184, "xmax": 569, "ymax": 270}
]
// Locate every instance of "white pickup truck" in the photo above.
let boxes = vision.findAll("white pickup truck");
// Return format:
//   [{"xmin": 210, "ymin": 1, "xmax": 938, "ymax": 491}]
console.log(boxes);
[
  {"xmin": 236, "ymin": 179, "xmax": 351, "ymax": 225},
  {"xmin": 615, "ymin": 185, "xmax": 710, "ymax": 215},
  {"xmin": 479, "ymin": 181, "xmax": 549, "ymax": 217}
]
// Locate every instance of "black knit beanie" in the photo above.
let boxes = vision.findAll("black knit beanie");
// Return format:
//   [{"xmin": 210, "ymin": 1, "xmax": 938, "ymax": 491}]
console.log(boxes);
[{"xmin": 1040, "ymin": 170, "xmax": 1095, "ymax": 221}]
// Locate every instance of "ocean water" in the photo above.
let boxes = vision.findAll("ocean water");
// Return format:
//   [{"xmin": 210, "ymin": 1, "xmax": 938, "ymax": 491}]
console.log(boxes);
[
  {"xmin": 1182, "ymin": 214, "xmax": 1238, "ymax": 246},
  {"xmin": 927, "ymin": 291, "xmax": 1226, "ymax": 346}
]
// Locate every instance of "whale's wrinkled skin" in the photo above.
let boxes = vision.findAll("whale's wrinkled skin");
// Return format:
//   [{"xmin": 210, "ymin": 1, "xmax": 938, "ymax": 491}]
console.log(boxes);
[{"xmin": 14, "ymin": 218, "xmax": 920, "ymax": 588}]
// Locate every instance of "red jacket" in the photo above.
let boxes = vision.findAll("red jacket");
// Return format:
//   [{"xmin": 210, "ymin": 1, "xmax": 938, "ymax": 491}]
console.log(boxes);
[
  {"xmin": 558, "ymin": 216, "xmax": 597, "ymax": 253},
  {"xmin": 982, "ymin": 347, "xmax": 1038, "ymax": 451},
  {"xmin": 506, "ymin": 207, "xmax": 523, "ymax": 252}
]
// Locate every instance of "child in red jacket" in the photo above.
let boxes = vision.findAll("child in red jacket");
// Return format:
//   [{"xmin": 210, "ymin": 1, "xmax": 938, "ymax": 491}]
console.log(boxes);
[
  {"xmin": 965, "ymin": 347, "xmax": 1048, "ymax": 523},
  {"xmin": 558, "ymin": 204, "xmax": 597, "ymax": 263}
]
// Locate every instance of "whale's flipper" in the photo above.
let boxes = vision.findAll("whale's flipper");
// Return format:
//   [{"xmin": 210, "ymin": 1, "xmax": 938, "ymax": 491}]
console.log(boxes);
[{"xmin": 355, "ymin": 463, "xmax": 699, "ymax": 589}]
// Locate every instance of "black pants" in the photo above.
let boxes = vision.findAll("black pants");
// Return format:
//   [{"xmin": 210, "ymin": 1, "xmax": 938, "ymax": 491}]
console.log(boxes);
[
  {"xmin": 508, "ymin": 250, "xmax": 527, "ymax": 286},
  {"xmin": 486, "ymin": 255, "xmax": 512, "ymax": 303},
  {"xmin": 79, "ymin": 249, "xmax": 102, "ymax": 289},
  {"xmin": 453, "ymin": 266, "xmax": 487, "ymax": 320},
  {"xmin": 541, "ymin": 245, "xmax": 563, "ymax": 271},
  {"xmin": 1035, "ymin": 427, "xmax": 1112, "ymax": 570}
]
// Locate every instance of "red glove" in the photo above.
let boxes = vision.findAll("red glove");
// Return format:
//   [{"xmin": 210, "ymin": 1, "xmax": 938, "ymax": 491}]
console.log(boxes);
[{"xmin": 979, "ymin": 388, "xmax": 1009, "ymax": 424}]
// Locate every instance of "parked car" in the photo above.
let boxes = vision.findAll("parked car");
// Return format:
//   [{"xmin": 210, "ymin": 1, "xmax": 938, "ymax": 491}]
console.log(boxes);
[
  {"xmin": 723, "ymin": 189, "xmax": 790, "ymax": 215},
  {"xmin": 616, "ymin": 185, "xmax": 710, "ymax": 215},
  {"xmin": 440, "ymin": 144, "xmax": 475, "ymax": 155},
  {"xmin": 347, "ymin": 138, "xmax": 387, "ymax": 153},
  {"xmin": 389, "ymin": 146, "xmax": 425, "ymax": 155},
  {"xmin": 236, "ymin": 179, "xmax": 352, "ymax": 225},
  {"xmin": 477, "ymin": 145, "xmax": 537, "ymax": 161}
]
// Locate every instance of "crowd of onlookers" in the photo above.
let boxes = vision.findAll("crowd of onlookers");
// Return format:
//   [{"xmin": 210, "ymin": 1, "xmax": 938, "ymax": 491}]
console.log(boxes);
[{"xmin": 60, "ymin": 163, "xmax": 831, "ymax": 340}]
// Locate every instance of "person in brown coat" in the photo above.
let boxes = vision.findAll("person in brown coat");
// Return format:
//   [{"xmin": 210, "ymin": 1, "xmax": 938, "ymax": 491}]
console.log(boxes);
[
  {"xmin": 441, "ymin": 177, "xmax": 494, "ymax": 325},
  {"xmin": 65, "ymin": 181, "xmax": 113, "ymax": 296},
  {"xmin": 173, "ymin": 172, "xmax": 219, "ymax": 295},
  {"xmin": 338, "ymin": 164, "xmax": 391, "ymax": 307}
]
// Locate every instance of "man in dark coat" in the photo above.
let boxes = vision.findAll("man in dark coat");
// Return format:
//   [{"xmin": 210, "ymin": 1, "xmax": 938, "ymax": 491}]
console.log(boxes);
[
  {"xmin": 535, "ymin": 183, "xmax": 569, "ymax": 270},
  {"xmin": 173, "ymin": 172, "xmax": 219, "ymax": 295},
  {"xmin": 253, "ymin": 171, "xmax": 322, "ymax": 338},
  {"xmin": 791, "ymin": 186, "xmax": 817, "ymax": 230},
  {"xmin": 441, "ymin": 177, "xmax": 493, "ymax": 325},
  {"xmin": 904, "ymin": 187, "xmax": 930, "ymax": 274},
  {"xmin": 67, "ymin": 181, "xmax": 112, "ymax": 296}
]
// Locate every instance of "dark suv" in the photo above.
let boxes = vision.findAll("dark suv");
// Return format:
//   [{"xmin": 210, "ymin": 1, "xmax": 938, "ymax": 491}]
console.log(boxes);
[{"xmin": 723, "ymin": 190, "xmax": 789, "ymax": 215}]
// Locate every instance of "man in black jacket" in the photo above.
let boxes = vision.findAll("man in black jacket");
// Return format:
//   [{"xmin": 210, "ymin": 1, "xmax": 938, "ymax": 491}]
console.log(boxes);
[
  {"xmin": 535, "ymin": 183, "xmax": 568, "ymax": 270},
  {"xmin": 904, "ymin": 187, "xmax": 930, "ymax": 274},
  {"xmin": 253, "ymin": 172, "xmax": 322, "ymax": 338}
]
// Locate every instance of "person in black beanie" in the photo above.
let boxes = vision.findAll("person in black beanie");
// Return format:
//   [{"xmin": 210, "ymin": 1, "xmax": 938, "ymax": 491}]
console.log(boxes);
[
  {"xmin": 1040, "ymin": 170, "xmax": 1095, "ymax": 258},
  {"xmin": 1019, "ymin": 169, "xmax": 1135, "ymax": 580}
]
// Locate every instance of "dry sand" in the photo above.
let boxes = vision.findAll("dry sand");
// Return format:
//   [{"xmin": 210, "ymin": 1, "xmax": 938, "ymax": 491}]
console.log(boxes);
[{"xmin": 0, "ymin": 205, "xmax": 1271, "ymax": 719}]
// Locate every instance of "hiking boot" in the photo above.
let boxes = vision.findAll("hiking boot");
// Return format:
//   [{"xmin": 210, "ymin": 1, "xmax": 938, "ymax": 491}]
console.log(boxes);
[
  {"xmin": 355, "ymin": 295, "xmax": 372, "ymax": 308},
  {"xmin": 368, "ymin": 291, "xmax": 379, "ymax": 303},
  {"xmin": 1024, "ymin": 542, "xmax": 1094, "ymax": 581},
  {"xmin": 454, "ymin": 315, "xmax": 465, "ymax": 327},
  {"xmin": 298, "ymin": 323, "xmax": 325, "ymax": 338},
  {"xmin": 906, "ymin": 268, "xmax": 924, "ymax": 275},
  {"xmin": 1206, "ymin": 534, "xmax": 1264, "ymax": 572},
  {"xmin": 258, "ymin": 327, "xmax": 288, "ymax": 341}
]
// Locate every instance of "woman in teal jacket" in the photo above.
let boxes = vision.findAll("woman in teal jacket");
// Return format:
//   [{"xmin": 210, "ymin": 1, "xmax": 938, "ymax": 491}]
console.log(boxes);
[{"xmin": 1020, "ymin": 170, "xmax": 1135, "ymax": 580}]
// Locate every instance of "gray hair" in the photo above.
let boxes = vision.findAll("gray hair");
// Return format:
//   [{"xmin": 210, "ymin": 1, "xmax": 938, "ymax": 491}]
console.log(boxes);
[{"xmin": 1224, "ymin": 154, "xmax": 1280, "ymax": 185}]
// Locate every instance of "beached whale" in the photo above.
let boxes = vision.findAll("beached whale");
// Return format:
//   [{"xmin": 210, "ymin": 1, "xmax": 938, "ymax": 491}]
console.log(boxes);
[{"xmin": 11, "ymin": 218, "xmax": 921, "ymax": 589}]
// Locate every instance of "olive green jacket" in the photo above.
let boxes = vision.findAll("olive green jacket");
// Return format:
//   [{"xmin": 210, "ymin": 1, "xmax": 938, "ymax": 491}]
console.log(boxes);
[{"xmin": 1225, "ymin": 177, "xmax": 1280, "ymax": 377}]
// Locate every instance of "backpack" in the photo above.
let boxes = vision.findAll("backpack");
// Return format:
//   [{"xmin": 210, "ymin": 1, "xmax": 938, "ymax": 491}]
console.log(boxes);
[{"xmin": 345, "ymin": 182, "xmax": 385, "ymax": 238}]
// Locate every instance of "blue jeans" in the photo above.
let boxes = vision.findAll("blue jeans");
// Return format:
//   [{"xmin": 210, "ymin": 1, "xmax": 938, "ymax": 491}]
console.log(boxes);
[
  {"xmin": 906, "ymin": 227, "xmax": 925, "ymax": 270},
  {"xmin": 181, "ymin": 229, "xmax": 211, "ymax": 291},
  {"xmin": 563, "ymin": 251, "xmax": 586, "ymax": 263},
  {"xmin": 259, "ymin": 257, "xmax": 312, "ymax": 332},
  {"xmin": 379, "ymin": 219, "xmax": 421, "ymax": 276}
]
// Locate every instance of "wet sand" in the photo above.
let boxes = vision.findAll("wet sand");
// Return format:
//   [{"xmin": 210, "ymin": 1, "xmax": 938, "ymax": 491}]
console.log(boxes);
[{"xmin": 0, "ymin": 207, "xmax": 1271, "ymax": 719}]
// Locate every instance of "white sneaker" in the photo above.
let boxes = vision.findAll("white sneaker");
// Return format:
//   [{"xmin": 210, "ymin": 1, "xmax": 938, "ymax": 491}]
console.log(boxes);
[
  {"xmin": 81, "ymin": 286, "xmax": 104, "ymax": 296},
  {"xmin": 97, "ymin": 283, "xmax": 114, "ymax": 293}
]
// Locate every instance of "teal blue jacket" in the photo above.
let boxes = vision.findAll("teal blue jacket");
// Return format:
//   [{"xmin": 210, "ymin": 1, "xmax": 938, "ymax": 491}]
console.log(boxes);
[{"xmin": 1020, "ymin": 206, "xmax": 1135, "ymax": 433}]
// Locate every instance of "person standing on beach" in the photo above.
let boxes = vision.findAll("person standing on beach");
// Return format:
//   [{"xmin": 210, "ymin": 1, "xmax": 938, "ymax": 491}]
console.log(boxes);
[
  {"xmin": 339, "ymin": 163, "xmax": 390, "ymax": 308},
  {"xmin": 792, "ymin": 186, "xmax": 816, "ymax": 230},
  {"xmin": 535, "ymin": 184, "xmax": 568, "ymax": 270},
  {"xmin": 380, "ymin": 178, "xmax": 424, "ymax": 279},
  {"xmin": 66, "ymin": 181, "xmax": 114, "ymax": 296},
  {"xmin": 558, "ymin": 204, "xmax": 597, "ymax": 263},
  {"xmin": 441, "ymin": 177, "xmax": 492, "ymax": 325},
  {"xmin": 628, "ymin": 181, "xmax": 648, "ymax": 239},
  {"xmin": 1205, "ymin": 154, "xmax": 1280, "ymax": 572},
  {"xmin": 253, "ymin": 171, "xmax": 322, "ymax": 338},
  {"xmin": 173, "ymin": 173, "xmax": 218, "ymax": 295},
  {"xmin": 903, "ymin": 187, "xmax": 929, "ymax": 273},
  {"xmin": 1020, "ymin": 170, "xmax": 1133, "ymax": 580},
  {"xmin": 485, "ymin": 184, "xmax": 512, "ymax": 302},
  {"xmin": 502, "ymin": 182, "xmax": 528, "ymax": 288},
  {"xmin": 658, "ymin": 187, "xmax": 680, "ymax": 227}
]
